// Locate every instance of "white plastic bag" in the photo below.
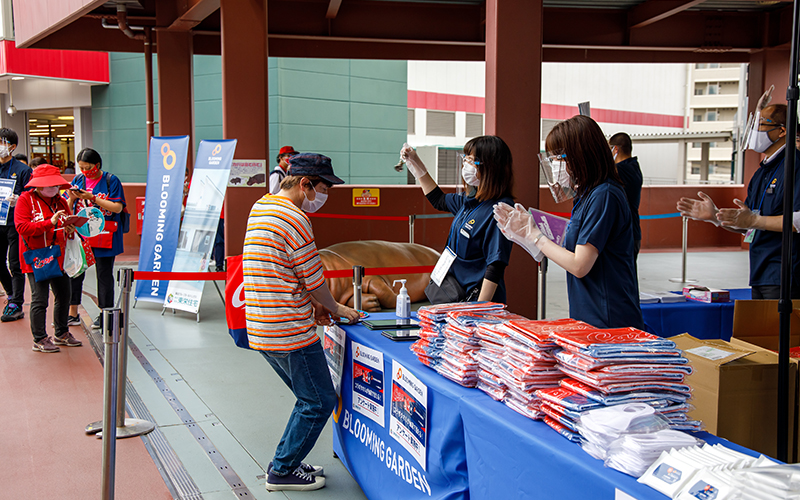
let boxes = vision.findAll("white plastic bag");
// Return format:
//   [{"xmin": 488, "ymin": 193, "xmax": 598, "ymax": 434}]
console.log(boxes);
[{"xmin": 63, "ymin": 234, "xmax": 87, "ymax": 278}]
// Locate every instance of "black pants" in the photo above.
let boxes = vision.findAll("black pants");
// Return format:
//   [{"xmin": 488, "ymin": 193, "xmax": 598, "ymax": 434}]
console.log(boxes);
[
  {"xmin": 213, "ymin": 217, "xmax": 225, "ymax": 268},
  {"xmin": 752, "ymin": 284, "xmax": 800, "ymax": 299},
  {"xmin": 70, "ymin": 255, "xmax": 116, "ymax": 310},
  {"xmin": 0, "ymin": 224, "xmax": 25, "ymax": 305},
  {"xmin": 28, "ymin": 272, "xmax": 70, "ymax": 342}
]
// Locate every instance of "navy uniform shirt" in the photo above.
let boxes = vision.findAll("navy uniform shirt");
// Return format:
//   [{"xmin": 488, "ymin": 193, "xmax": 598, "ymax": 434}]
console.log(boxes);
[
  {"xmin": 615, "ymin": 157, "xmax": 643, "ymax": 243},
  {"xmin": 564, "ymin": 180, "xmax": 643, "ymax": 329},
  {"xmin": 443, "ymin": 192, "xmax": 514, "ymax": 303},
  {"xmin": 0, "ymin": 157, "xmax": 32, "ymax": 227},
  {"xmin": 743, "ymin": 147, "xmax": 800, "ymax": 287}
]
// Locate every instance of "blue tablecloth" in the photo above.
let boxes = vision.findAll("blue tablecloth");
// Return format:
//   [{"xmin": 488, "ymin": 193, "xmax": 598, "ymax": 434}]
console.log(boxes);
[
  {"xmin": 332, "ymin": 312, "xmax": 761, "ymax": 500},
  {"xmin": 641, "ymin": 288, "xmax": 750, "ymax": 341}
]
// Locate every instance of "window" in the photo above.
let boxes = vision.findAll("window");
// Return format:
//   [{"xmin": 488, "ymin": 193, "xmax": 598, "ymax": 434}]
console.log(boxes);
[
  {"xmin": 692, "ymin": 142, "xmax": 702, "ymax": 148},
  {"xmin": 706, "ymin": 110, "xmax": 717, "ymax": 121},
  {"xmin": 427, "ymin": 110, "xmax": 456, "ymax": 137},
  {"xmin": 695, "ymin": 63, "xmax": 707, "ymax": 69},
  {"xmin": 694, "ymin": 88, "xmax": 705, "ymax": 96},
  {"xmin": 437, "ymin": 148, "xmax": 460, "ymax": 185},
  {"xmin": 693, "ymin": 114, "xmax": 703, "ymax": 122},
  {"xmin": 465, "ymin": 113, "xmax": 483, "ymax": 138},
  {"xmin": 707, "ymin": 84, "xmax": 718, "ymax": 95},
  {"xmin": 407, "ymin": 109, "xmax": 415, "ymax": 135},
  {"xmin": 709, "ymin": 63, "xmax": 720, "ymax": 69}
]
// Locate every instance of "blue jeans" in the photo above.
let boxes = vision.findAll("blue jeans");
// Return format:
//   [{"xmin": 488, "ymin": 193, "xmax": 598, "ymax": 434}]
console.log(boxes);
[{"xmin": 260, "ymin": 340, "xmax": 337, "ymax": 475}]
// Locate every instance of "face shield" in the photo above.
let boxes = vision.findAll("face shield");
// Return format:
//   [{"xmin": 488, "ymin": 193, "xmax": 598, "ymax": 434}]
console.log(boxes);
[
  {"xmin": 539, "ymin": 152, "xmax": 576, "ymax": 203},
  {"xmin": 739, "ymin": 85, "xmax": 774, "ymax": 153}
]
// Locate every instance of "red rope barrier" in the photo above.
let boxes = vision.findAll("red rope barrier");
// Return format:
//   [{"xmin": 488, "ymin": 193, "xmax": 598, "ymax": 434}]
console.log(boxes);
[
  {"xmin": 133, "ymin": 265, "xmax": 435, "ymax": 282},
  {"xmin": 308, "ymin": 213, "xmax": 408, "ymax": 221},
  {"xmin": 134, "ymin": 271, "xmax": 227, "ymax": 281}
]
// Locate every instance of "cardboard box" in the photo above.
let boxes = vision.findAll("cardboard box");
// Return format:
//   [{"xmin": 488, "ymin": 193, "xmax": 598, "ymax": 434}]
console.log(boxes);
[
  {"xmin": 671, "ymin": 334, "xmax": 796, "ymax": 460},
  {"xmin": 682, "ymin": 286, "xmax": 729, "ymax": 303},
  {"xmin": 732, "ymin": 299, "xmax": 800, "ymax": 351}
]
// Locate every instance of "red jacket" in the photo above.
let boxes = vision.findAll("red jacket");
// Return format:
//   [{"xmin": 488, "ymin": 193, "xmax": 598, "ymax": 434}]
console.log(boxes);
[{"xmin": 14, "ymin": 191, "xmax": 72, "ymax": 274}]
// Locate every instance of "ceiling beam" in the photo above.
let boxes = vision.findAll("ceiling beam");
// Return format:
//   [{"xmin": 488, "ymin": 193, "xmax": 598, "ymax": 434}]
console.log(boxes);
[
  {"xmin": 628, "ymin": 0, "xmax": 706, "ymax": 29},
  {"xmin": 168, "ymin": 0, "xmax": 220, "ymax": 31},
  {"xmin": 326, "ymin": 0, "xmax": 343, "ymax": 19}
]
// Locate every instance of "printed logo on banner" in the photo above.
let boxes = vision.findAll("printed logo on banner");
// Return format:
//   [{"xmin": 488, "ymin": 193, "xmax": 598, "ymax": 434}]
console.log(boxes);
[
  {"xmin": 134, "ymin": 136, "xmax": 190, "ymax": 303},
  {"xmin": 352, "ymin": 341, "xmax": 385, "ymax": 427},
  {"xmin": 389, "ymin": 360, "xmax": 428, "ymax": 471},
  {"xmin": 164, "ymin": 139, "xmax": 237, "ymax": 314}
]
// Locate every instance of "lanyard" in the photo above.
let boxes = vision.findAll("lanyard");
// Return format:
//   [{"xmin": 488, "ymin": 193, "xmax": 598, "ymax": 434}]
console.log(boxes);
[
  {"xmin": 757, "ymin": 162, "xmax": 782, "ymax": 213},
  {"xmin": 448, "ymin": 200, "xmax": 486, "ymax": 255}
]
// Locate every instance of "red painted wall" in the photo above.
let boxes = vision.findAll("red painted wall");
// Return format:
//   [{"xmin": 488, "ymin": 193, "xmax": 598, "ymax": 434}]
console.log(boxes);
[
  {"xmin": 120, "ymin": 183, "xmax": 747, "ymax": 258},
  {"xmin": 0, "ymin": 40, "xmax": 108, "ymax": 82}
]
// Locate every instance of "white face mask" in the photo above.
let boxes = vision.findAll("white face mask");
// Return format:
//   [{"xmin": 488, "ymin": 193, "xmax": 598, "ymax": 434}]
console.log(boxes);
[
  {"xmin": 40, "ymin": 186, "xmax": 60, "ymax": 198},
  {"xmin": 749, "ymin": 127, "xmax": 777, "ymax": 153},
  {"xmin": 301, "ymin": 187, "xmax": 328, "ymax": 213},
  {"xmin": 0, "ymin": 144, "xmax": 12, "ymax": 159},
  {"xmin": 461, "ymin": 163, "xmax": 480, "ymax": 187}
]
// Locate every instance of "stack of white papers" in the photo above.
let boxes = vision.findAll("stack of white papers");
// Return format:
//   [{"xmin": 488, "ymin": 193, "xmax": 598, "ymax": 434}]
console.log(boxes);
[
  {"xmin": 638, "ymin": 443, "xmax": 777, "ymax": 499},
  {"xmin": 640, "ymin": 291, "xmax": 686, "ymax": 304}
]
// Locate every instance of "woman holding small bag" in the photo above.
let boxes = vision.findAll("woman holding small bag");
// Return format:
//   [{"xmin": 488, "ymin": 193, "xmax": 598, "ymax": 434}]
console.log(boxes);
[
  {"xmin": 14, "ymin": 164, "xmax": 82, "ymax": 352},
  {"xmin": 67, "ymin": 148, "xmax": 127, "ymax": 329}
]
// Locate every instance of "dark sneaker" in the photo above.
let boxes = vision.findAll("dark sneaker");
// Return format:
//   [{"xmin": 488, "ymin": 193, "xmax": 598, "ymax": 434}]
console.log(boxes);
[
  {"xmin": 1, "ymin": 303, "xmax": 24, "ymax": 322},
  {"xmin": 53, "ymin": 332, "xmax": 83, "ymax": 347},
  {"xmin": 269, "ymin": 461, "xmax": 324, "ymax": 477},
  {"xmin": 91, "ymin": 316, "xmax": 101, "ymax": 330},
  {"xmin": 266, "ymin": 466, "xmax": 325, "ymax": 492},
  {"xmin": 67, "ymin": 315, "xmax": 81, "ymax": 326},
  {"xmin": 32, "ymin": 337, "xmax": 61, "ymax": 353}
]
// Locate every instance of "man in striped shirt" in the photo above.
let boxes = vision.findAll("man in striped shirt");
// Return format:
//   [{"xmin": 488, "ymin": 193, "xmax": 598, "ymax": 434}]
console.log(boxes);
[{"xmin": 243, "ymin": 153, "xmax": 359, "ymax": 492}]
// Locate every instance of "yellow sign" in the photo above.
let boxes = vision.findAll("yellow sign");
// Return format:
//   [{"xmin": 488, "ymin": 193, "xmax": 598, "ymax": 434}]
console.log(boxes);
[{"xmin": 353, "ymin": 188, "xmax": 380, "ymax": 207}]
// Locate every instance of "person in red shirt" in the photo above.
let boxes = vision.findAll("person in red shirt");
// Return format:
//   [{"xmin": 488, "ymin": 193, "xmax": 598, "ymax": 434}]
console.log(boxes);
[{"xmin": 15, "ymin": 165, "xmax": 82, "ymax": 352}]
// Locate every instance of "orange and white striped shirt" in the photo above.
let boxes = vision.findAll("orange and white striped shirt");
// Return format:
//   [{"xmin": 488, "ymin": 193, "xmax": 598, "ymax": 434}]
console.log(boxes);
[{"xmin": 243, "ymin": 194, "xmax": 326, "ymax": 351}]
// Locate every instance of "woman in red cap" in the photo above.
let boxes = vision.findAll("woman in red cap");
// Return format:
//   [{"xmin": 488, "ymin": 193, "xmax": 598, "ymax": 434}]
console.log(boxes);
[{"xmin": 14, "ymin": 164, "xmax": 82, "ymax": 353}]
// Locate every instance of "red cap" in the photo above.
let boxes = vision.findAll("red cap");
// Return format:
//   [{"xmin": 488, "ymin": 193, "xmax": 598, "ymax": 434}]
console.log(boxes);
[
  {"xmin": 25, "ymin": 164, "xmax": 71, "ymax": 189},
  {"xmin": 279, "ymin": 146, "xmax": 298, "ymax": 156}
]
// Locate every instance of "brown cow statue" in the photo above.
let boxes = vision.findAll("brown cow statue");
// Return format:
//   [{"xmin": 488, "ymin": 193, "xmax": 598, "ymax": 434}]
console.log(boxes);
[{"xmin": 319, "ymin": 240, "xmax": 440, "ymax": 312}]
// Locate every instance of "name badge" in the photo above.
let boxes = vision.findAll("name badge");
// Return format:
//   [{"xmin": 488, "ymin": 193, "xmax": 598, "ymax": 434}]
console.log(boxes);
[
  {"xmin": 744, "ymin": 228, "xmax": 756, "ymax": 243},
  {"xmin": 430, "ymin": 246, "xmax": 456, "ymax": 287}
]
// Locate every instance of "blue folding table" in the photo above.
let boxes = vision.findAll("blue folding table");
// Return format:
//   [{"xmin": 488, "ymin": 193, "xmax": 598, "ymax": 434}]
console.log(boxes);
[{"xmin": 332, "ymin": 312, "xmax": 760, "ymax": 500}]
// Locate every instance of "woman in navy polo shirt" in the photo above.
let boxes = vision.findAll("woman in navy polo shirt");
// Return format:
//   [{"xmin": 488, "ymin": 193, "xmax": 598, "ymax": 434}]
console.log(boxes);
[
  {"xmin": 401, "ymin": 135, "xmax": 514, "ymax": 303},
  {"xmin": 495, "ymin": 116, "xmax": 643, "ymax": 329},
  {"xmin": 67, "ymin": 148, "xmax": 127, "ymax": 329}
]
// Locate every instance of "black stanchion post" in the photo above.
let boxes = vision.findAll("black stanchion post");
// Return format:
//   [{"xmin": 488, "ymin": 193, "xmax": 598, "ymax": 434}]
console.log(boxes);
[
  {"xmin": 777, "ymin": 0, "xmax": 799, "ymax": 462},
  {"xmin": 101, "ymin": 308, "xmax": 121, "ymax": 500},
  {"xmin": 537, "ymin": 258, "xmax": 548, "ymax": 320}
]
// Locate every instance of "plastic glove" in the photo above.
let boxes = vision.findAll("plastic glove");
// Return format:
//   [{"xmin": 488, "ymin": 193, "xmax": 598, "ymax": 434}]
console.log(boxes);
[
  {"xmin": 676, "ymin": 191, "xmax": 721, "ymax": 226},
  {"xmin": 717, "ymin": 199, "xmax": 757, "ymax": 229},
  {"xmin": 493, "ymin": 202, "xmax": 547, "ymax": 262},
  {"xmin": 400, "ymin": 143, "xmax": 428, "ymax": 180},
  {"xmin": 6, "ymin": 193, "xmax": 17, "ymax": 207}
]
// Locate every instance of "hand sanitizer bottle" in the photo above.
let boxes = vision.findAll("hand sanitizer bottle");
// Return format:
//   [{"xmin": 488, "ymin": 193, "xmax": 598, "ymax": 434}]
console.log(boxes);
[{"xmin": 393, "ymin": 279, "xmax": 411, "ymax": 318}]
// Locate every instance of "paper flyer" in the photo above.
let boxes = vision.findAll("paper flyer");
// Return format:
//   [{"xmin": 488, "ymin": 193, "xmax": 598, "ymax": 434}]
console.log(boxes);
[
  {"xmin": 389, "ymin": 360, "xmax": 428, "ymax": 470},
  {"xmin": 529, "ymin": 208, "xmax": 570, "ymax": 246},
  {"xmin": 0, "ymin": 178, "xmax": 15, "ymax": 225},
  {"xmin": 323, "ymin": 325, "xmax": 346, "ymax": 395},
  {"xmin": 352, "ymin": 341, "xmax": 385, "ymax": 427},
  {"xmin": 228, "ymin": 159, "xmax": 266, "ymax": 187}
]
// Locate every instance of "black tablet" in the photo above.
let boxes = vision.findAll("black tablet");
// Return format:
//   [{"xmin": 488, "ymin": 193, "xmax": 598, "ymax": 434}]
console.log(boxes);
[
  {"xmin": 381, "ymin": 329, "xmax": 420, "ymax": 341},
  {"xmin": 362, "ymin": 318, "xmax": 420, "ymax": 330}
]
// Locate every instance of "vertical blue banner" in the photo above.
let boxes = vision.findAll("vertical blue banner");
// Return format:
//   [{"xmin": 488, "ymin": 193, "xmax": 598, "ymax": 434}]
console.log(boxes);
[
  {"xmin": 134, "ymin": 136, "xmax": 190, "ymax": 303},
  {"xmin": 164, "ymin": 139, "xmax": 237, "ymax": 314}
]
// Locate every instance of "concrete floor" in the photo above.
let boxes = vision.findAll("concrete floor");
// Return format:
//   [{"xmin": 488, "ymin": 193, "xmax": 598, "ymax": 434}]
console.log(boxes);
[{"xmin": 76, "ymin": 249, "xmax": 751, "ymax": 499}]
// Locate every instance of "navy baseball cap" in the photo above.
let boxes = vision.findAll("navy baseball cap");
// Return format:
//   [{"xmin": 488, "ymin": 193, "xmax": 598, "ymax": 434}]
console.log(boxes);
[{"xmin": 287, "ymin": 153, "xmax": 344, "ymax": 185}]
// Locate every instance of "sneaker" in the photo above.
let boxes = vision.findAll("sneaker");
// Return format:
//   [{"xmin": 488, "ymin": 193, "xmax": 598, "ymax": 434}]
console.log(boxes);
[
  {"xmin": 266, "ymin": 466, "xmax": 325, "ymax": 492},
  {"xmin": 1, "ymin": 302, "xmax": 23, "ymax": 322},
  {"xmin": 53, "ymin": 332, "xmax": 82, "ymax": 347},
  {"xmin": 32, "ymin": 336, "xmax": 61, "ymax": 353},
  {"xmin": 67, "ymin": 315, "xmax": 81, "ymax": 326},
  {"xmin": 91, "ymin": 316, "xmax": 101, "ymax": 330},
  {"xmin": 269, "ymin": 461, "xmax": 323, "ymax": 477}
]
